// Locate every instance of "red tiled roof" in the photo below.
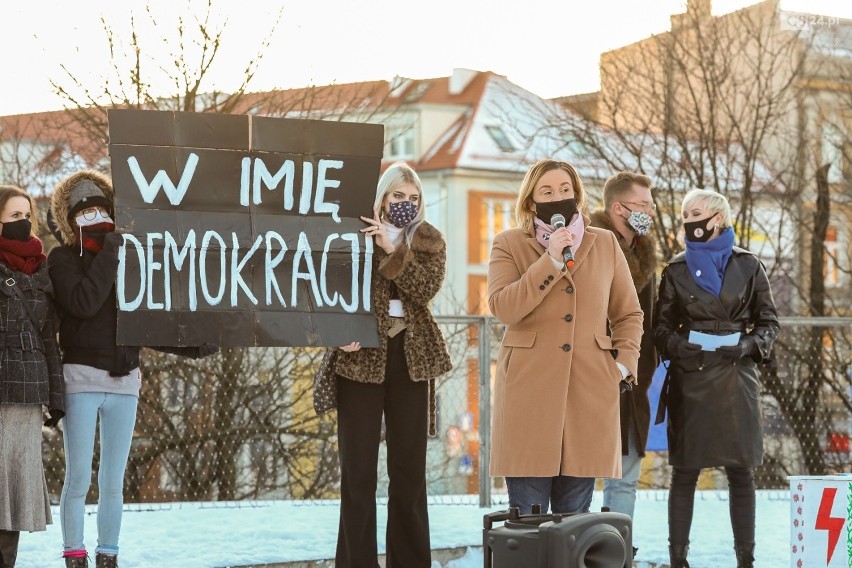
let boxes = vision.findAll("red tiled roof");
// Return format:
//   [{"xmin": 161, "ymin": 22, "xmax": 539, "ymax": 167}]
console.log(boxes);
[
  {"xmin": 0, "ymin": 108, "xmax": 109, "ymax": 166},
  {"xmin": 1, "ymin": 70, "xmax": 500, "ymax": 172}
]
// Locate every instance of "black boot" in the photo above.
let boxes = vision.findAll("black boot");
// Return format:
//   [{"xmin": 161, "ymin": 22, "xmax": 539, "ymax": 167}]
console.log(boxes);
[
  {"xmin": 64, "ymin": 554, "xmax": 89, "ymax": 568},
  {"xmin": 735, "ymin": 542, "xmax": 755, "ymax": 568},
  {"xmin": 95, "ymin": 553, "xmax": 117, "ymax": 568},
  {"xmin": 669, "ymin": 544, "xmax": 690, "ymax": 568},
  {"xmin": 0, "ymin": 530, "xmax": 20, "ymax": 568}
]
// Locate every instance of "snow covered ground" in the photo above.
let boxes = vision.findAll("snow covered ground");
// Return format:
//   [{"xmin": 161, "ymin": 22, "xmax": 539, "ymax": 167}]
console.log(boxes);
[{"xmin": 15, "ymin": 490, "xmax": 791, "ymax": 567}]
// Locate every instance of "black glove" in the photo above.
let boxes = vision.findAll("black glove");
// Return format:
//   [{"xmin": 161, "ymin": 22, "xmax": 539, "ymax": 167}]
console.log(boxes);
[
  {"xmin": 619, "ymin": 380, "xmax": 633, "ymax": 394},
  {"xmin": 196, "ymin": 343, "xmax": 220, "ymax": 359},
  {"xmin": 44, "ymin": 408, "xmax": 64, "ymax": 428},
  {"xmin": 101, "ymin": 232, "xmax": 124, "ymax": 260},
  {"xmin": 666, "ymin": 335, "xmax": 703, "ymax": 359},
  {"xmin": 717, "ymin": 336, "xmax": 758, "ymax": 361}
]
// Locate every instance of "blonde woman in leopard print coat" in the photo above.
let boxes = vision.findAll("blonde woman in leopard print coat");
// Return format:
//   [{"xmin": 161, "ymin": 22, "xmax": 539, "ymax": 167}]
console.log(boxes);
[{"xmin": 332, "ymin": 162, "xmax": 451, "ymax": 568}]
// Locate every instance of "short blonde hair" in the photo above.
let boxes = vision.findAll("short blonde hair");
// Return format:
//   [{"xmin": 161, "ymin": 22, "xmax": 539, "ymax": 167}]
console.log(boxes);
[
  {"xmin": 515, "ymin": 160, "xmax": 587, "ymax": 234},
  {"xmin": 373, "ymin": 161, "xmax": 424, "ymax": 245},
  {"xmin": 682, "ymin": 188, "xmax": 732, "ymax": 227}
]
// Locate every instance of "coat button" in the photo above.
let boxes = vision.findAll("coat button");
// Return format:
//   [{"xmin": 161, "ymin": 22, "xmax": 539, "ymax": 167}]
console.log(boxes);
[
  {"xmin": 565, "ymin": 286, "xmax": 574, "ymax": 294},
  {"xmin": 539, "ymin": 285, "xmax": 546, "ymax": 290},
  {"xmin": 563, "ymin": 314, "xmax": 573, "ymax": 322},
  {"xmin": 561, "ymin": 344, "xmax": 572, "ymax": 352},
  {"xmin": 547, "ymin": 275, "xmax": 554, "ymax": 281}
]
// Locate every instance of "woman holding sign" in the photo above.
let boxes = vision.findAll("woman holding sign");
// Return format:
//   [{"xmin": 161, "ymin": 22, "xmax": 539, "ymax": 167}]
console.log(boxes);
[
  {"xmin": 0, "ymin": 185, "xmax": 63, "ymax": 568},
  {"xmin": 48, "ymin": 170, "xmax": 217, "ymax": 568},
  {"xmin": 653, "ymin": 189, "xmax": 779, "ymax": 568},
  {"xmin": 332, "ymin": 161, "xmax": 451, "ymax": 568}
]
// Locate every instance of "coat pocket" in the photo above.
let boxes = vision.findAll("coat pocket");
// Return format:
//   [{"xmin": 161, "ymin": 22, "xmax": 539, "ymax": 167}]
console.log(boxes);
[
  {"xmin": 500, "ymin": 330, "xmax": 536, "ymax": 382},
  {"xmin": 594, "ymin": 334, "xmax": 621, "ymax": 384},
  {"xmin": 502, "ymin": 330, "xmax": 536, "ymax": 348}
]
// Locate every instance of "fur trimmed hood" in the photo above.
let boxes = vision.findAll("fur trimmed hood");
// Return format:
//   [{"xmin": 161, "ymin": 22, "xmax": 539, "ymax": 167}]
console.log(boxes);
[
  {"xmin": 50, "ymin": 170, "xmax": 114, "ymax": 246},
  {"xmin": 588, "ymin": 209, "xmax": 658, "ymax": 291}
]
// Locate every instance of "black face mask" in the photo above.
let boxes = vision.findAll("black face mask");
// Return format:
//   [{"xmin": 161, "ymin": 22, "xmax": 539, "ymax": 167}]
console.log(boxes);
[
  {"xmin": 1, "ymin": 218, "xmax": 32, "ymax": 242},
  {"xmin": 534, "ymin": 198, "xmax": 578, "ymax": 226},
  {"xmin": 684, "ymin": 216, "xmax": 715, "ymax": 243}
]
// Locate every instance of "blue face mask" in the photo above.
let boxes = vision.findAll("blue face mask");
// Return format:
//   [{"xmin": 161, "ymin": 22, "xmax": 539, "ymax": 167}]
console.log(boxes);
[{"xmin": 386, "ymin": 200, "xmax": 418, "ymax": 228}]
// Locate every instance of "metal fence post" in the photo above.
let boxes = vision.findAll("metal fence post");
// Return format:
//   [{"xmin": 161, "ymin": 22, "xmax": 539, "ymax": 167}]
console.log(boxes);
[{"xmin": 478, "ymin": 316, "xmax": 492, "ymax": 508}]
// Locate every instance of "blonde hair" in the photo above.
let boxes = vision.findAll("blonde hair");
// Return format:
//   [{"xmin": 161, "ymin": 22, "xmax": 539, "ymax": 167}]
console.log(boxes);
[
  {"xmin": 0, "ymin": 185, "xmax": 39, "ymax": 236},
  {"xmin": 373, "ymin": 161, "xmax": 425, "ymax": 245},
  {"xmin": 682, "ymin": 188, "xmax": 732, "ymax": 227},
  {"xmin": 515, "ymin": 160, "xmax": 587, "ymax": 234}
]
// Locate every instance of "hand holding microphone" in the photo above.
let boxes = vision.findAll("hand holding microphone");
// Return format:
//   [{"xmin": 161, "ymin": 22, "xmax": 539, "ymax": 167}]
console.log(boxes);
[{"xmin": 549, "ymin": 214, "xmax": 575, "ymax": 268}]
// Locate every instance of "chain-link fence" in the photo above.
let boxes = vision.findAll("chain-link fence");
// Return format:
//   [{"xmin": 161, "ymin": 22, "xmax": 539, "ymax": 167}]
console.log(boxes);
[{"xmin": 40, "ymin": 316, "xmax": 852, "ymax": 507}]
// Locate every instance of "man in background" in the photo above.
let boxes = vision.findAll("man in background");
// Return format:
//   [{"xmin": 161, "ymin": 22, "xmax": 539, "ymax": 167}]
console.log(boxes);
[{"xmin": 591, "ymin": 172, "xmax": 658, "ymax": 556}]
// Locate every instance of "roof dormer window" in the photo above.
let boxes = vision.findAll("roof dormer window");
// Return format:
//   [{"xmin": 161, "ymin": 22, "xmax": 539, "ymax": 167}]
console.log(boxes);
[{"xmin": 485, "ymin": 125, "xmax": 515, "ymax": 152}]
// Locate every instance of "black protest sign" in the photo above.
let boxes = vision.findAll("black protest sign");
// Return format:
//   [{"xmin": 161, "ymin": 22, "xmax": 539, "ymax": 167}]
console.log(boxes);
[{"xmin": 107, "ymin": 109, "xmax": 384, "ymax": 347}]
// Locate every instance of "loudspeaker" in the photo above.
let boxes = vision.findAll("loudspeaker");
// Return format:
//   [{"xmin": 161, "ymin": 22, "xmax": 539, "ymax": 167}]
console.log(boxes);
[{"xmin": 483, "ymin": 507, "xmax": 632, "ymax": 568}]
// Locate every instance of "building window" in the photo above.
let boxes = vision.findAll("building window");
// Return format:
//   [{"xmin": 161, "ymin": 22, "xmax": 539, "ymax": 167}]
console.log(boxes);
[
  {"xmin": 824, "ymin": 226, "xmax": 843, "ymax": 287},
  {"xmin": 468, "ymin": 192, "xmax": 515, "ymax": 265},
  {"xmin": 821, "ymin": 121, "xmax": 845, "ymax": 184},
  {"xmin": 385, "ymin": 126, "xmax": 415, "ymax": 160},
  {"xmin": 485, "ymin": 125, "xmax": 515, "ymax": 152}
]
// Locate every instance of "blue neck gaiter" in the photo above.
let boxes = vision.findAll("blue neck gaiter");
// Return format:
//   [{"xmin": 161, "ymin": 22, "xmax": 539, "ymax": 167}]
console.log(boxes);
[{"xmin": 684, "ymin": 227, "xmax": 735, "ymax": 296}]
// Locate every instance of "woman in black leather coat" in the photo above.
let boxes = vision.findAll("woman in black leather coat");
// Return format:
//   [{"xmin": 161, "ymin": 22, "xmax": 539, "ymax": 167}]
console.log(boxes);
[{"xmin": 653, "ymin": 189, "xmax": 779, "ymax": 568}]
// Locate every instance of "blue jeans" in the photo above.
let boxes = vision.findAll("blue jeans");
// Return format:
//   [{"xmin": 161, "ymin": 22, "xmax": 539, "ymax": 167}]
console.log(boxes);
[
  {"xmin": 60, "ymin": 393, "xmax": 138, "ymax": 554},
  {"xmin": 603, "ymin": 426, "xmax": 642, "ymax": 519},
  {"xmin": 505, "ymin": 475, "xmax": 595, "ymax": 515}
]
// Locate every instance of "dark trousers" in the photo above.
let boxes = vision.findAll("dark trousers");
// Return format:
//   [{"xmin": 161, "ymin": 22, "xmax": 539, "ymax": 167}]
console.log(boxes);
[
  {"xmin": 669, "ymin": 466, "xmax": 756, "ymax": 546},
  {"xmin": 335, "ymin": 332, "xmax": 431, "ymax": 568},
  {"xmin": 0, "ymin": 530, "xmax": 19, "ymax": 568}
]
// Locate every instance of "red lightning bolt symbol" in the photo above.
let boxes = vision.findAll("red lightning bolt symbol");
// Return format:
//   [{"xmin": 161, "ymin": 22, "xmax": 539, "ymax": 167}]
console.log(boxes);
[{"xmin": 814, "ymin": 487, "xmax": 845, "ymax": 564}]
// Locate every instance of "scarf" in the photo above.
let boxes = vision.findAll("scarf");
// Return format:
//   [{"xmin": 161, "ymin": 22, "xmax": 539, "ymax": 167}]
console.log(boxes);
[
  {"xmin": 77, "ymin": 222, "xmax": 115, "ymax": 254},
  {"xmin": 684, "ymin": 227, "xmax": 735, "ymax": 296},
  {"xmin": 533, "ymin": 213, "xmax": 585, "ymax": 261},
  {"xmin": 0, "ymin": 235, "xmax": 46, "ymax": 275}
]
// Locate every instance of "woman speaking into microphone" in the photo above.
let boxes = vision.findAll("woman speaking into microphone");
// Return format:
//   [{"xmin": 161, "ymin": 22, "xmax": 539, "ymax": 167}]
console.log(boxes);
[{"xmin": 487, "ymin": 159, "xmax": 643, "ymax": 514}]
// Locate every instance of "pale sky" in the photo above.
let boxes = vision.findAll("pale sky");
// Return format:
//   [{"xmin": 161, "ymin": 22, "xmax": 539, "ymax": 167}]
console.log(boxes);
[{"xmin": 2, "ymin": 0, "xmax": 850, "ymax": 116}]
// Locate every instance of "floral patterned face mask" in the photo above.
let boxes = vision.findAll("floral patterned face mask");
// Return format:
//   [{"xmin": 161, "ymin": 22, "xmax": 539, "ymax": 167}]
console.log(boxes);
[{"xmin": 620, "ymin": 205, "xmax": 653, "ymax": 237}]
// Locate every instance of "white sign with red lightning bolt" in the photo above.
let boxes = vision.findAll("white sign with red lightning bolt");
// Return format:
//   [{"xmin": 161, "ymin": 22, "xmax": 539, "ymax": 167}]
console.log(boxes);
[{"xmin": 789, "ymin": 475, "xmax": 852, "ymax": 567}]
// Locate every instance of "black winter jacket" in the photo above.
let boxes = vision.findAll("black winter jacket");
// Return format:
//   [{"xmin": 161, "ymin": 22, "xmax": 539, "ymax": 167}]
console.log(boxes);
[
  {"xmin": 0, "ymin": 261, "xmax": 64, "ymax": 410},
  {"xmin": 48, "ymin": 241, "xmax": 143, "ymax": 375},
  {"xmin": 588, "ymin": 211, "xmax": 658, "ymax": 458},
  {"xmin": 653, "ymin": 247, "xmax": 779, "ymax": 468}
]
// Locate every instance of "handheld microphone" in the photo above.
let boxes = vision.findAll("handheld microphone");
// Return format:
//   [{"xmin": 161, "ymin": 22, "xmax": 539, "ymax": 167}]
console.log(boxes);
[{"xmin": 550, "ymin": 213, "xmax": 575, "ymax": 267}]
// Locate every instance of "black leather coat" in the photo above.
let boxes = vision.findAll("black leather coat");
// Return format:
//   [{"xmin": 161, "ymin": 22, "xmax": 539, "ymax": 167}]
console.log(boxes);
[{"xmin": 653, "ymin": 247, "xmax": 779, "ymax": 468}]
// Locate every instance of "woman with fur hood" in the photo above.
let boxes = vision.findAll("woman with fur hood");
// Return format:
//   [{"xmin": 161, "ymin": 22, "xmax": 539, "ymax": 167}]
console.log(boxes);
[
  {"xmin": 48, "ymin": 170, "xmax": 217, "ymax": 568},
  {"xmin": 332, "ymin": 162, "xmax": 452, "ymax": 567},
  {"xmin": 0, "ymin": 185, "xmax": 64, "ymax": 568}
]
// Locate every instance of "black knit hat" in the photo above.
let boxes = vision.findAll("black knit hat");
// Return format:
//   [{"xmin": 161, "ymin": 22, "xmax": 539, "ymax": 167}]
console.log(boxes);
[{"xmin": 67, "ymin": 179, "xmax": 112, "ymax": 220}]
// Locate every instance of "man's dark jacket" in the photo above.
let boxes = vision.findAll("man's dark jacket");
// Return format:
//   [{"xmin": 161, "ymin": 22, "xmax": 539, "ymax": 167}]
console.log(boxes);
[{"xmin": 589, "ymin": 210, "xmax": 658, "ymax": 456}]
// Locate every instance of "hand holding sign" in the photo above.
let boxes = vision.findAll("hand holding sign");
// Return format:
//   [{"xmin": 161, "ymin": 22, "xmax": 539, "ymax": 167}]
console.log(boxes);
[{"xmin": 360, "ymin": 209, "xmax": 396, "ymax": 254}]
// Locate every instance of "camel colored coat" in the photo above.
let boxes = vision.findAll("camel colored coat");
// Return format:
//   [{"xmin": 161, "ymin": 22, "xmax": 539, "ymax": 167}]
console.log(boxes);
[{"xmin": 488, "ymin": 221, "xmax": 643, "ymax": 478}]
